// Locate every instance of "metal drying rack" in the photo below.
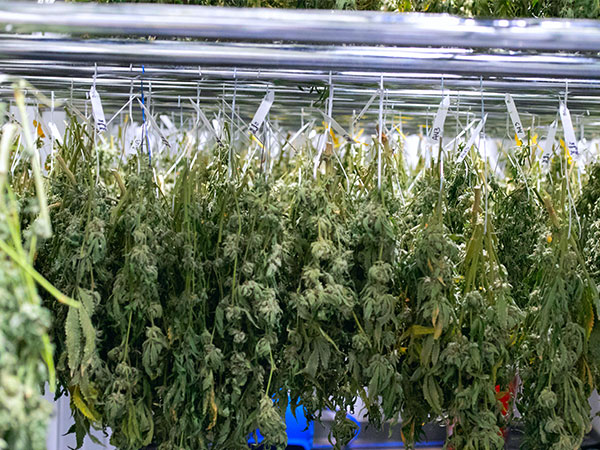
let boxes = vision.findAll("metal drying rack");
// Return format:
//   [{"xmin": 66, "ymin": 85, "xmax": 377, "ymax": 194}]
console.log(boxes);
[{"xmin": 0, "ymin": 1, "xmax": 600, "ymax": 135}]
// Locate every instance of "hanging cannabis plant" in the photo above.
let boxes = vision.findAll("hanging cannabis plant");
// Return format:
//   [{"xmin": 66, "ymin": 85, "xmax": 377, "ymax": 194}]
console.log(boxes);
[
  {"xmin": 0, "ymin": 91, "xmax": 78, "ymax": 450},
  {"xmin": 6, "ymin": 94, "xmax": 600, "ymax": 450}
]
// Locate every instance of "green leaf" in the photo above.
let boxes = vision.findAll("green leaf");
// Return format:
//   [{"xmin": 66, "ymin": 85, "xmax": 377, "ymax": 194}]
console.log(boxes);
[
  {"xmin": 496, "ymin": 295, "xmax": 507, "ymax": 329},
  {"xmin": 420, "ymin": 335, "xmax": 434, "ymax": 367},
  {"xmin": 78, "ymin": 304, "xmax": 96, "ymax": 370},
  {"xmin": 66, "ymin": 306, "xmax": 81, "ymax": 375}
]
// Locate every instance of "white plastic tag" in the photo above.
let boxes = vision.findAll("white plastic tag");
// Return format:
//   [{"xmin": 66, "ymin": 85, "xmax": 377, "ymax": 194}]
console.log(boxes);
[
  {"xmin": 89, "ymin": 86, "xmax": 107, "ymax": 133},
  {"xmin": 284, "ymin": 120, "xmax": 314, "ymax": 150},
  {"xmin": 312, "ymin": 108, "xmax": 353, "ymax": 142},
  {"xmin": 212, "ymin": 119, "xmax": 223, "ymax": 138},
  {"xmin": 160, "ymin": 115, "xmax": 176, "ymax": 133},
  {"xmin": 127, "ymin": 125, "xmax": 144, "ymax": 156},
  {"xmin": 249, "ymin": 90, "xmax": 275, "ymax": 135},
  {"xmin": 137, "ymin": 99, "xmax": 170, "ymax": 149},
  {"xmin": 429, "ymin": 96, "xmax": 450, "ymax": 143},
  {"xmin": 353, "ymin": 90, "xmax": 379, "ymax": 125},
  {"xmin": 189, "ymin": 99, "xmax": 222, "ymax": 144},
  {"xmin": 48, "ymin": 122, "xmax": 63, "ymax": 145},
  {"xmin": 444, "ymin": 118, "xmax": 478, "ymax": 151},
  {"xmin": 504, "ymin": 94, "xmax": 526, "ymax": 141},
  {"xmin": 457, "ymin": 114, "xmax": 487, "ymax": 163},
  {"xmin": 541, "ymin": 120, "xmax": 558, "ymax": 172},
  {"xmin": 559, "ymin": 102, "xmax": 580, "ymax": 160}
]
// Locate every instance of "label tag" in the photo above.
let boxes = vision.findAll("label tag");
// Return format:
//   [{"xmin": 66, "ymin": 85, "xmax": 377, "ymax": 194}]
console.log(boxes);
[
  {"xmin": 189, "ymin": 99, "xmax": 222, "ymax": 144},
  {"xmin": 249, "ymin": 90, "xmax": 275, "ymax": 135},
  {"xmin": 127, "ymin": 125, "xmax": 144, "ymax": 156},
  {"xmin": 353, "ymin": 90, "xmax": 379, "ymax": 126},
  {"xmin": 89, "ymin": 86, "xmax": 107, "ymax": 133},
  {"xmin": 457, "ymin": 114, "xmax": 487, "ymax": 163},
  {"xmin": 505, "ymin": 94, "xmax": 526, "ymax": 141},
  {"xmin": 284, "ymin": 120, "xmax": 314, "ymax": 150},
  {"xmin": 559, "ymin": 102, "xmax": 580, "ymax": 160},
  {"xmin": 444, "ymin": 118, "xmax": 478, "ymax": 151},
  {"xmin": 48, "ymin": 122, "xmax": 63, "ymax": 145},
  {"xmin": 429, "ymin": 96, "xmax": 450, "ymax": 143},
  {"xmin": 312, "ymin": 108, "xmax": 353, "ymax": 142},
  {"xmin": 137, "ymin": 99, "xmax": 171, "ymax": 149},
  {"xmin": 160, "ymin": 115, "xmax": 176, "ymax": 133},
  {"xmin": 541, "ymin": 120, "xmax": 558, "ymax": 172}
]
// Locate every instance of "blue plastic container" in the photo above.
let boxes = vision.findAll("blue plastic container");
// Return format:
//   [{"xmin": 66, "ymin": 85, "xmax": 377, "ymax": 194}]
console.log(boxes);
[{"xmin": 248, "ymin": 402, "xmax": 314, "ymax": 450}]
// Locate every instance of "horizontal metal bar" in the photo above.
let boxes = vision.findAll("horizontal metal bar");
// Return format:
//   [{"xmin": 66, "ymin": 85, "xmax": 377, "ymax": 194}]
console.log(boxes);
[
  {"xmin": 2, "ymin": 38, "xmax": 600, "ymax": 79},
  {"xmin": 2, "ymin": 1, "xmax": 600, "ymax": 52},
  {"xmin": 2, "ymin": 73, "xmax": 596, "ymax": 134},
  {"xmin": 4, "ymin": 61, "xmax": 600, "ymax": 94}
]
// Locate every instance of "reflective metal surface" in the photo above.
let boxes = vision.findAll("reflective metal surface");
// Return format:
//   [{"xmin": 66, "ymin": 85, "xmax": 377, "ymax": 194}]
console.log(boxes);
[
  {"xmin": 0, "ymin": 1, "xmax": 599, "ymax": 137},
  {"xmin": 1, "ymin": 38, "xmax": 599, "ymax": 79},
  {"xmin": 2, "ymin": 1, "xmax": 600, "ymax": 52},
  {"xmin": 1, "ymin": 63, "xmax": 596, "ymax": 136}
]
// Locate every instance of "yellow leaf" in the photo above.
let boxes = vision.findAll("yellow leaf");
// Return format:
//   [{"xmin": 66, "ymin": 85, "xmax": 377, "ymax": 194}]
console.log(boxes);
[
  {"xmin": 433, "ymin": 319, "xmax": 443, "ymax": 340},
  {"xmin": 409, "ymin": 325, "xmax": 435, "ymax": 336},
  {"xmin": 560, "ymin": 139, "xmax": 573, "ymax": 164},
  {"xmin": 581, "ymin": 359, "xmax": 593, "ymax": 387},
  {"xmin": 399, "ymin": 324, "xmax": 435, "ymax": 342},
  {"xmin": 32, "ymin": 120, "xmax": 46, "ymax": 138},
  {"xmin": 206, "ymin": 387, "xmax": 218, "ymax": 430},
  {"xmin": 394, "ymin": 125, "xmax": 407, "ymax": 141},
  {"xmin": 431, "ymin": 305, "xmax": 440, "ymax": 329},
  {"xmin": 250, "ymin": 134, "xmax": 264, "ymax": 149},
  {"xmin": 329, "ymin": 127, "xmax": 340, "ymax": 148},
  {"xmin": 71, "ymin": 385, "xmax": 101, "ymax": 423},
  {"xmin": 586, "ymin": 298, "xmax": 594, "ymax": 339}
]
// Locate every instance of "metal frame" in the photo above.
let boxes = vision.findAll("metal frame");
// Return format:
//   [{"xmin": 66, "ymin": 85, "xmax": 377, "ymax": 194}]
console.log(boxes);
[
  {"xmin": 1, "ymin": 2, "xmax": 600, "ymax": 135},
  {"xmin": 1, "ymin": 38, "xmax": 600, "ymax": 79},
  {"xmin": 2, "ymin": 1, "xmax": 600, "ymax": 52}
]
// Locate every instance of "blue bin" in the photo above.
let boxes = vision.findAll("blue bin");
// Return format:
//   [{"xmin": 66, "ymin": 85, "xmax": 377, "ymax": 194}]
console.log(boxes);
[{"xmin": 248, "ymin": 402, "xmax": 314, "ymax": 450}]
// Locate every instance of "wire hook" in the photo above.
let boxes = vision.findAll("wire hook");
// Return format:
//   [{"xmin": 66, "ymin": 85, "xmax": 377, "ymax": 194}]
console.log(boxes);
[{"xmin": 93, "ymin": 62, "xmax": 97, "ymax": 89}]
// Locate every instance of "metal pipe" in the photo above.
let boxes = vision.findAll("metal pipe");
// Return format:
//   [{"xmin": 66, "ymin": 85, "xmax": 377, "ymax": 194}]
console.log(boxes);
[
  {"xmin": 2, "ymin": 1, "xmax": 600, "ymax": 52},
  {"xmin": 2, "ymin": 72, "xmax": 596, "ymax": 127},
  {"xmin": 4, "ymin": 61, "xmax": 600, "ymax": 93},
  {"xmin": 3, "ymin": 65, "xmax": 594, "ymax": 100},
  {"xmin": 1, "ymin": 38, "xmax": 600, "ymax": 79}
]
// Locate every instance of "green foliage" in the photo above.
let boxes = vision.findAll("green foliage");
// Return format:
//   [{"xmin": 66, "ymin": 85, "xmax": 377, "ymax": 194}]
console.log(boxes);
[
  {"xmin": 5, "ymin": 97, "xmax": 600, "ymax": 450},
  {"xmin": 0, "ymin": 98, "xmax": 77, "ymax": 450},
  {"xmin": 69, "ymin": 0, "xmax": 600, "ymax": 17},
  {"xmin": 389, "ymin": 0, "xmax": 600, "ymax": 18},
  {"xmin": 68, "ymin": 0, "xmax": 379, "ymax": 10}
]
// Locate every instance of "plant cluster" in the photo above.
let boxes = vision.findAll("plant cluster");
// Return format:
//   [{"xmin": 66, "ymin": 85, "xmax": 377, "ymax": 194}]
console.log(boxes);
[
  {"xmin": 0, "ymin": 94, "xmax": 79, "ymax": 450},
  {"xmin": 4, "ymin": 103, "xmax": 600, "ymax": 450}
]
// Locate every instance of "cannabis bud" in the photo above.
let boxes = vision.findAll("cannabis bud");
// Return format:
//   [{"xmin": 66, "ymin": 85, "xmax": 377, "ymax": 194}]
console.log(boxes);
[{"xmin": 539, "ymin": 387, "xmax": 557, "ymax": 409}]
